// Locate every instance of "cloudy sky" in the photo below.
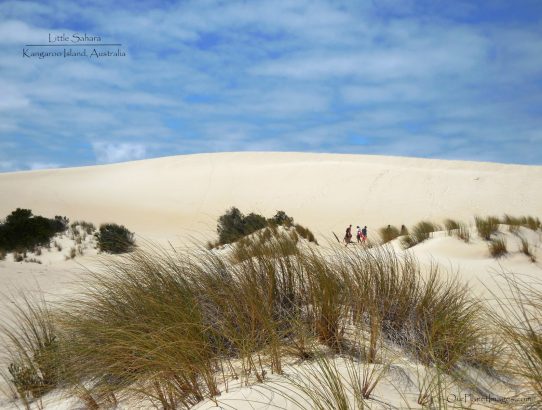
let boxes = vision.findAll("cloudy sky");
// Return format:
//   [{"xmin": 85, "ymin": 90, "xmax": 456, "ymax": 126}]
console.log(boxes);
[{"xmin": 1, "ymin": 0, "xmax": 541, "ymax": 171}]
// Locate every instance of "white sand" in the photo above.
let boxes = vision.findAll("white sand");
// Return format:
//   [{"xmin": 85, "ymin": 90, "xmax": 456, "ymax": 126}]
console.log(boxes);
[{"xmin": 0, "ymin": 152, "xmax": 541, "ymax": 409}]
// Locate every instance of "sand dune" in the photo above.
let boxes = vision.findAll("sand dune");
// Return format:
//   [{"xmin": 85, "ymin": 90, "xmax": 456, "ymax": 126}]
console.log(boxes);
[
  {"xmin": 1, "ymin": 152, "xmax": 541, "ymax": 409},
  {"xmin": 1, "ymin": 152, "xmax": 541, "ymax": 244}
]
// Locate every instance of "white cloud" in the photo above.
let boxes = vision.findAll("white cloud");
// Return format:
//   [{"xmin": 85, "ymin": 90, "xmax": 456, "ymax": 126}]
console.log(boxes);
[{"xmin": 92, "ymin": 142, "xmax": 147, "ymax": 164}]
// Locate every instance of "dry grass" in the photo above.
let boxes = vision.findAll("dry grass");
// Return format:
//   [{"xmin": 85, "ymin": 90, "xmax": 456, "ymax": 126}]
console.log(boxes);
[
  {"xmin": 503, "ymin": 215, "xmax": 541, "ymax": 232},
  {"xmin": 520, "ymin": 236, "xmax": 536, "ymax": 262},
  {"xmin": 1, "ymin": 236, "xmax": 501, "ymax": 408},
  {"xmin": 444, "ymin": 219, "xmax": 461, "ymax": 235},
  {"xmin": 475, "ymin": 216, "xmax": 500, "ymax": 241},
  {"xmin": 489, "ymin": 273, "xmax": 542, "ymax": 407},
  {"xmin": 401, "ymin": 221, "xmax": 441, "ymax": 249},
  {"xmin": 379, "ymin": 225, "xmax": 401, "ymax": 244},
  {"xmin": 488, "ymin": 238, "xmax": 507, "ymax": 258},
  {"xmin": 0, "ymin": 294, "xmax": 61, "ymax": 409}
]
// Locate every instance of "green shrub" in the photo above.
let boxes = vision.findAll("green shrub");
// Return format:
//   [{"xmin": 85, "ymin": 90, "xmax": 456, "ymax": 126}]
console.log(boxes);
[
  {"xmin": 0, "ymin": 209, "xmax": 68, "ymax": 252},
  {"xmin": 475, "ymin": 216, "xmax": 500, "ymax": 241},
  {"xmin": 243, "ymin": 212, "xmax": 267, "ymax": 234},
  {"xmin": 488, "ymin": 238, "xmax": 507, "ymax": 258},
  {"xmin": 217, "ymin": 207, "xmax": 255, "ymax": 245},
  {"xmin": 216, "ymin": 207, "xmax": 296, "ymax": 246},
  {"xmin": 401, "ymin": 221, "xmax": 440, "ymax": 249},
  {"xmin": 379, "ymin": 225, "xmax": 400, "ymax": 244},
  {"xmin": 269, "ymin": 210, "xmax": 294, "ymax": 227},
  {"xmin": 95, "ymin": 223, "xmax": 135, "ymax": 254}
]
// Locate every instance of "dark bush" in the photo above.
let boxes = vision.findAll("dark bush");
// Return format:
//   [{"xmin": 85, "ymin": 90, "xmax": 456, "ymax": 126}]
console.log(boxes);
[
  {"xmin": 244, "ymin": 213, "xmax": 268, "ymax": 234},
  {"xmin": 217, "ymin": 207, "xmax": 249, "ymax": 245},
  {"xmin": 0, "ymin": 209, "xmax": 68, "ymax": 252},
  {"xmin": 269, "ymin": 210, "xmax": 294, "ymax": 227},
  {"xmin": 95, "ymin": 223, "xmax": 135, "ymax": 254}
]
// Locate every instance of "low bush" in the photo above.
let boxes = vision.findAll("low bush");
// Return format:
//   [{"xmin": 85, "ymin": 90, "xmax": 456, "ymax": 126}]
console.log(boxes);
[
  {"xmin": 401, "ymin": 221, "xmax": 440, "ymax": 249},
  {"xmin": 488, "ymin": 238, "xmax": 507, "ymax": 258},
  {"xmin": 475, "ymin": 216, "xmax": 500, "ymax": 241},
  {"xmin": 94, "ymin": 223, "xmax": 135, "ymax": 254},
  {"xmin": 269, "ymin": 210, "xmax": 294, "ymax": 227},
  {"xmin": 379, "ymin": 225, "xmax": 400, "ymax": 244},
  {"xmin": 0, "ymin": 209, "xmax": 68, "ymax": 252},
  {"xmin": 217, "ymin": 207, "xmax": 266, "ymax": 245},
  {"xmin": 0, "ymin": 249, "xmax": 5, "ymax": 261},
  {"xmin": 216, "ymin": 208, "xmax": 299, "ymax": 246}
]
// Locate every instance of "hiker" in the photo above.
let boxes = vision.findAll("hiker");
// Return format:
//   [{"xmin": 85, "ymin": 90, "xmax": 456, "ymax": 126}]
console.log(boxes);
[
  {"xmin": 356, "ymin": 226, "xmax": 362, "ymax": 243},
  {"xmin": 344, "ymin": 224, "xmax": 353, "ymax": 246},
  {"xmin": 361, "ymin": 226, "xmax": 368, "ymax": 243}
]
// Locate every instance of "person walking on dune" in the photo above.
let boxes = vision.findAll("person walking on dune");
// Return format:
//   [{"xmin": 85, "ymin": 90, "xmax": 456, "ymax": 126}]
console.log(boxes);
[
  {"xmin": 361, "ymin": 225, "xmax": 368, "ymax": 244},
  {"xmin": 344, "ymin": 224, "xmax": 353, "ymax": 246},
  {"xmin": 356, "ymin": 226, "xmax": 362, "ymax": 243}
]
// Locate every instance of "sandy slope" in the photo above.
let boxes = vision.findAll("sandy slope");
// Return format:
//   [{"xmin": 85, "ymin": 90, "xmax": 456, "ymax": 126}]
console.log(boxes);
[{"xmin": 0, "ymin": 152, "xmax": 541, "ymax": 244}]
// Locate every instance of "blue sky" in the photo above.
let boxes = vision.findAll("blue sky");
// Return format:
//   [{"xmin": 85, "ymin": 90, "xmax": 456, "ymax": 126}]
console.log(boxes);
[{"xmin": 1, "ymin": 0, "xmax": 541, "ymax": 171}]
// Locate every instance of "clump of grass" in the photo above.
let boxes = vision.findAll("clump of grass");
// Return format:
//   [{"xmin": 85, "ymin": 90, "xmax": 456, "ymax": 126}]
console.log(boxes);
[
  {"xmin": 54, "ymin": 241, "xmax": 62, "ymax": 252},
  {"xmin": 68, "ymin": 247, "xmax": 76, "ymax": 260},
  {"xmin": 444, "ymin": 219, "xmax": 461, "ymax": 236},
  {"xmin": 294, "ymin": 223, "xmax": 318, "ymax": 244},
  {"xmin": 455, "ymin": 223, "xmax": 471, "ymax": 243},
  {"xmin": 70, "ymin": 220, "xmax": 96, "ymax": 235},
  {"xmin": 503, "ymin": 214, "xmax": 541, "ymax": 232},
  {"xmin": 25, "ymin": 258, "xmax": 42, "ymax": 264},
  {"xmin": 519, "ymin": 236, "xmax": 536, "ymax": 262},
  {"xmin": 343, "ymin": 247, "xmax": 485, "ymax": 369},
  {"xmin": 13, "ymin": 251, "xmax": 24, "ymax": 262},
  {"xmin": 401, "ymin": 221, "xmax": 440, "ymax": 249},
  {"xmin": 259, "ymin": 351, "xmax": 387, "ymax": 409},
  {"xmin": 379, "ymin": 225, "xmax": 400, "ymax": 244},
  {"xmin": 488, "ymin": 238, "xmax": 507, "ymax": 258},
  {"xmin": 490, "ymin": 273, "xmax": 542, "ymax": 407},
  {"xmin": 0, "ymin": 294, "xmax": 61, "ymax": 407},
  {"xmin": 59, "ymin": 248, "xmax": 220, "ymax": 408},
  {"xmin": 475, "ymin": 216, "xmax": 500, "ymax": 240},
  {"xmin": 0, "ymin": 249, "xmax": 5, "ymax": 261}
]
